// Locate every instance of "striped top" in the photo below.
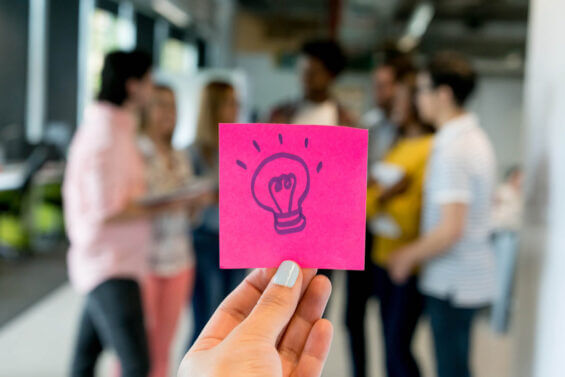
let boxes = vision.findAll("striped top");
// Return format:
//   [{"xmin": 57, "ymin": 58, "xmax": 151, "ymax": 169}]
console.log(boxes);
[{"xmin": 419, "ymin": 113, "xmax": 497, "ymax": 307}]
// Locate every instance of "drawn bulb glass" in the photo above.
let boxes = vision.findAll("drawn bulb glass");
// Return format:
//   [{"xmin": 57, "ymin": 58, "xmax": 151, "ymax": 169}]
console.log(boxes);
[{"xmin": 251, "ymin": 153, "xmax": 310, "ymax": 234}]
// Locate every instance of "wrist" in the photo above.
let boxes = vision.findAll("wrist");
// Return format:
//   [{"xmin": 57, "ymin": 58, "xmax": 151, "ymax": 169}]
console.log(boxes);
[{"xmin": 404, "ymin": 244, "xmax": 422, "ymax": 266}]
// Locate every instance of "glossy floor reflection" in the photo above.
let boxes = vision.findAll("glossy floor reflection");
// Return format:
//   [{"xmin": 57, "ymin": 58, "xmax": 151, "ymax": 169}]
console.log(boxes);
[{"xmin": 0, "ymin": 271, "xmax": 511, "ymax": 377}]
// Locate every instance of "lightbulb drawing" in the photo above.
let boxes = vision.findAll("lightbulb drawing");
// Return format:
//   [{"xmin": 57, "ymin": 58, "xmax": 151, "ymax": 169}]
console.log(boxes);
[{"xmin": 236, "ymin": 134, "xmax": 323, "ymax": 235}]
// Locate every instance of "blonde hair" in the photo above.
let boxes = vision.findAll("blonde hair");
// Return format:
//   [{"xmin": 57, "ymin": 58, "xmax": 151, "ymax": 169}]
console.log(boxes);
[{"xmin": 195, "ymin": 81, "xmax": 234, "ymax": 150}]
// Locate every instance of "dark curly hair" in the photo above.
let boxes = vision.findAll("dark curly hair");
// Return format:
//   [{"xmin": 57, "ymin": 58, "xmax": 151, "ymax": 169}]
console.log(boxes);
[{"xmin": 301, "ymin": 39, "xmax": 347, "ymax": 77}]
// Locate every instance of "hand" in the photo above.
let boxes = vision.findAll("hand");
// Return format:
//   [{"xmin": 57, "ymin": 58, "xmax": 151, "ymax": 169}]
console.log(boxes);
[
  {"xmin": 193, "ymin": 190, "xmax": 217, "ymax": 208},
  {"xmin": 178, "ymin": 261, "xmax": 333, "ymax": 377},
  {"xmin": 145, "ymin": 191, "xmax": 211, "ymax": 214},
  {"xmin": 388, "ymin": 247, "xmax": 417, "ymax": 284}
]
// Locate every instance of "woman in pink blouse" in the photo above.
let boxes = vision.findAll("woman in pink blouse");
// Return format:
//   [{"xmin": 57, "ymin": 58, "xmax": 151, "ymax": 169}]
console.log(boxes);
[{"xmin": 64, "ymin": 51, "xmax": 155, "ymax": 377}]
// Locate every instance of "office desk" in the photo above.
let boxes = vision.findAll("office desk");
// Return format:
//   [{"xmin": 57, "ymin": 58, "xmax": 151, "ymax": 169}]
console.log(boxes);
[{"xmin": 0, "ymin": 163, "xmax": 26, "ymax": 193}]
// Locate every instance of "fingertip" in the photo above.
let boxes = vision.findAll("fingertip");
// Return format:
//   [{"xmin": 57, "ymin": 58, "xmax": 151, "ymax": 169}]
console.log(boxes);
[
  {"xmin": 315, "ymin": 273, "xmax": 332, "ymax": 293},
  {"xmin": 307, "ymin": 275, "xmax": 332, "ymax": 306},
  {"xmin": 292, "ymin": 319, "xmax": 334, "ymax": 377},
  {"xmin": 304, "ymin": 318, "xmax": 334, "ymax": 363}
]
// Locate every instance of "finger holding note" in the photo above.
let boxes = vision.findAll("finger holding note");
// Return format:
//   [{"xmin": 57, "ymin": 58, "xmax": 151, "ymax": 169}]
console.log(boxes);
[
  {"xmin": 179, "ymin": 261, "xmax": 333, "ymax": 377},
  {"xmin": 178, "ymin": 122, "xmax": 368, "ymax": 377}
]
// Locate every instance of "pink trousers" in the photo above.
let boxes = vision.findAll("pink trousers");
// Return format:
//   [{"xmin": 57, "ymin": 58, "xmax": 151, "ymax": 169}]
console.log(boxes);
[{"xmin": 143, "ymin": 268, "xmax": 194, "ymax": 377}]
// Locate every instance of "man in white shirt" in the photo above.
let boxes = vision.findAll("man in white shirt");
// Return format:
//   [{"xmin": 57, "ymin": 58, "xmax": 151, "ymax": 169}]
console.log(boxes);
[{"xmin": 388, "ymin": 52, "xmax": 496, "ymax": 377}]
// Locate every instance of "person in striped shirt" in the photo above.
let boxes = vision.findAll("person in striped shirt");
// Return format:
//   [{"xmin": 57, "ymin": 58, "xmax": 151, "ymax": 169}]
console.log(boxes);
[{"xmin": 388, "ymin": 52, "xmax": 496, "ymax": 377}]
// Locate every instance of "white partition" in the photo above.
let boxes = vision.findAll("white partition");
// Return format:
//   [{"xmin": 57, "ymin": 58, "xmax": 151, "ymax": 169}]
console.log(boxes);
[{"xmin": 512, "ymin": 1, "xmax": 565, "ymax": 376}]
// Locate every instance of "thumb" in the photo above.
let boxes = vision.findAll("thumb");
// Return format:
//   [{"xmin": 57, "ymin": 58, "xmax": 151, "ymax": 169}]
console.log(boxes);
[{"xmin": 237, "ymin": 260, "xmax": 302, "ymax": 344}]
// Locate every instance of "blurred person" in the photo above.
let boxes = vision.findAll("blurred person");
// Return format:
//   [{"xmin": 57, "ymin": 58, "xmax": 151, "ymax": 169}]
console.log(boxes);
[
  {"xmin": 490, "ymin": 166, "xmax": 523, "ymax": 333},
  {"xmin": 64, "ymin": 50, "xmax": 154, "ymax": 377},
  {"xmin": 187, "ymin": 81, "xmax": 246, "ymax": 347},
  {"xmin": 269, "ymin": 38, "xmax": 354, "ymax": 127},
  {"xmin": 178, "ymin": 261, "xmax": 333, "ymax": 377},
  {"xmin": 346, "ymin": 53, "xmax": 414, "ymax": 377},
  {"xmin": 365, "ymin": 70, "xmax": 434, "ymax": 377},
  {"xmin": 361, "ymin": 54, "xmax": 414, "ymax": 165},
  {"xmin": 268, "ymin": 38, "xmax": 354, "ymax": 306},
  {"xmin": 492, "ymin": 167, "xmax": 523, "ymax": 233},
  {"xmin": 389, "ymin": 52, "xmax": 496, "ymax": 377},
  {"xmin": 138, "ymin": 84, "xmax": 196, "ymax": 377}
]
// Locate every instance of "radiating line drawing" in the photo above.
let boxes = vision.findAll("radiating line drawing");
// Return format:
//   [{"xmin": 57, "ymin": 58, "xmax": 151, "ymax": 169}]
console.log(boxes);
[{"xmin": 236, "ymin": 135, "xmax": 323, "ymax": 234}]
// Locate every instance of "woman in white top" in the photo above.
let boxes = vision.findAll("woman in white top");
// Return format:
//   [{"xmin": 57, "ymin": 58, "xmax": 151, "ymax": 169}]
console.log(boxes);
[{"xmin": 139, "ymin": 84, "xmax": 195, "ymax": 377}]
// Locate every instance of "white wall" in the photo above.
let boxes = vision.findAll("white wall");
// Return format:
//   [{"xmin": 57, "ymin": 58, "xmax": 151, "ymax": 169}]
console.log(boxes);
[
  {"xmin": 512, "ymin": 0, "xmax": 565, "ymax": 376},
  {"xmin": 235, "ymin": 52, "xmax": 300, "ymax": 119},
  {"xmin": 469, "ymin": 77, "xmax": 525, "ymax": 176}
]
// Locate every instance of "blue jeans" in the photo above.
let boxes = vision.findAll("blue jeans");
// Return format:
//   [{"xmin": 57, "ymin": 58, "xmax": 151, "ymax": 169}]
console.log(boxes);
[
  {"xmin": 374, "ymin": 265, "xmax": 423, "ymax": 377},
  {"xmin": 491, "ymin": 231, "xmax": 518, "ymax": 333},
  {"xmin": 345, "ymin": 229, "xmax": 374, "ymax": 377},
  {"xmin": 188, "ymin": 227, "xmax": 246, "ymax": 347},
  {"xmin": 426, "ymin": 296, "xmax": 477, "ymax": 377}
]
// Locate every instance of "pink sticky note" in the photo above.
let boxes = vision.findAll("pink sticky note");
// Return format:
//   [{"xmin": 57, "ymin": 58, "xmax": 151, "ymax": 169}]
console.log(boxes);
[{"xmin": 219, "ymin": 123, "xmax": 368, "ymax": 270}]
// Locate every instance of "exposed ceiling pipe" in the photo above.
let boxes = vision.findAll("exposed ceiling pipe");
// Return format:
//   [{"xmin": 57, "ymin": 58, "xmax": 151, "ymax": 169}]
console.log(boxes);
[
  {"xmin": 152, "ymin": 0, "xmax": 191, "ymax": 27},
  {"xmin": 329, "ymin": 0, "xmax": 342, "ymax": 39},
  {"xmin": 397, "ymin": 1, "xmax": 434, "ymax": 52}
]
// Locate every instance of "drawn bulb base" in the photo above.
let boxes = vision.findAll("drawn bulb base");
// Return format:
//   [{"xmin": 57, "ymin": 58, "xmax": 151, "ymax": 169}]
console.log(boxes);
[{"xmin": 273, "ymin": 208, "xmax": 306, "ymax": 235}]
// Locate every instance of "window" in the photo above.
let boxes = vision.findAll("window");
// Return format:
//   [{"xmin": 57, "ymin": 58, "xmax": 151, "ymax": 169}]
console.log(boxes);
[
  {"xmin": 160, "ymin": 38, "xmax": 197, "ymax": 75},
  {"xmin": 86, "ymin": 9, "xmax": 120, "ymax": 101}
]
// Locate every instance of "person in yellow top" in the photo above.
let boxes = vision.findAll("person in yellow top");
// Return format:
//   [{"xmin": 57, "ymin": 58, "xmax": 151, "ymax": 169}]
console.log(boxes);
[
  {"xmin": 367, "ymin": 135, "xmax": 433, "ymax": 265},
  {"xmin": 366, "ymin": 70, "xmax": 434, "ymax": 377}
]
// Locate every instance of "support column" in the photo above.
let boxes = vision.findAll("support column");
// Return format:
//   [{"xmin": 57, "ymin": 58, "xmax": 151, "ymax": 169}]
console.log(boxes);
[
  {"xmin": 0, "ymin": 0, "xmax": 29, "ymax": 160},
  {"xmin": 513, "ymin": 1, "xmax": 565, "ymax": 376},
  {"xmin": 46, "ymin": 0, "xmax": 80, "ymax": 132}
]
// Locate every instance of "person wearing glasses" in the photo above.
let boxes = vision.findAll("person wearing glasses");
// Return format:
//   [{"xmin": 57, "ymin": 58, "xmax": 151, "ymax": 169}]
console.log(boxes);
[{"xmin": 389, "ymin": 52, "xmax": 497, "ymax": 377}]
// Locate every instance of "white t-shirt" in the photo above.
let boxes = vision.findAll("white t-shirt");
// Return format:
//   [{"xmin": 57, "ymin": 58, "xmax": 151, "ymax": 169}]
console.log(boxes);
[
  {"xmin": 291, "ymin": 100, "xmax": 338, "ymax": 126},
  {"xmin": 419, "ymin": 113, "xmax": 497, "ymax": 307}
]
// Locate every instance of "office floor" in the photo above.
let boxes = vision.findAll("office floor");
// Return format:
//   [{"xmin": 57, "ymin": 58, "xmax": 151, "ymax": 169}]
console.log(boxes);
[
  {"xmin": 0, "ymin": 247, "xmax": 67, "ymax": 325},
  {"xmin": 0, "ymin": 271, "xmax": 512, "ymax": 377}
]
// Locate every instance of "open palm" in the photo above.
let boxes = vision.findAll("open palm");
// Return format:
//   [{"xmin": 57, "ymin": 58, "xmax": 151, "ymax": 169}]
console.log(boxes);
[{"xmin": 178, "ymin": 265, "xmax": 333, "ymax": 377}]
